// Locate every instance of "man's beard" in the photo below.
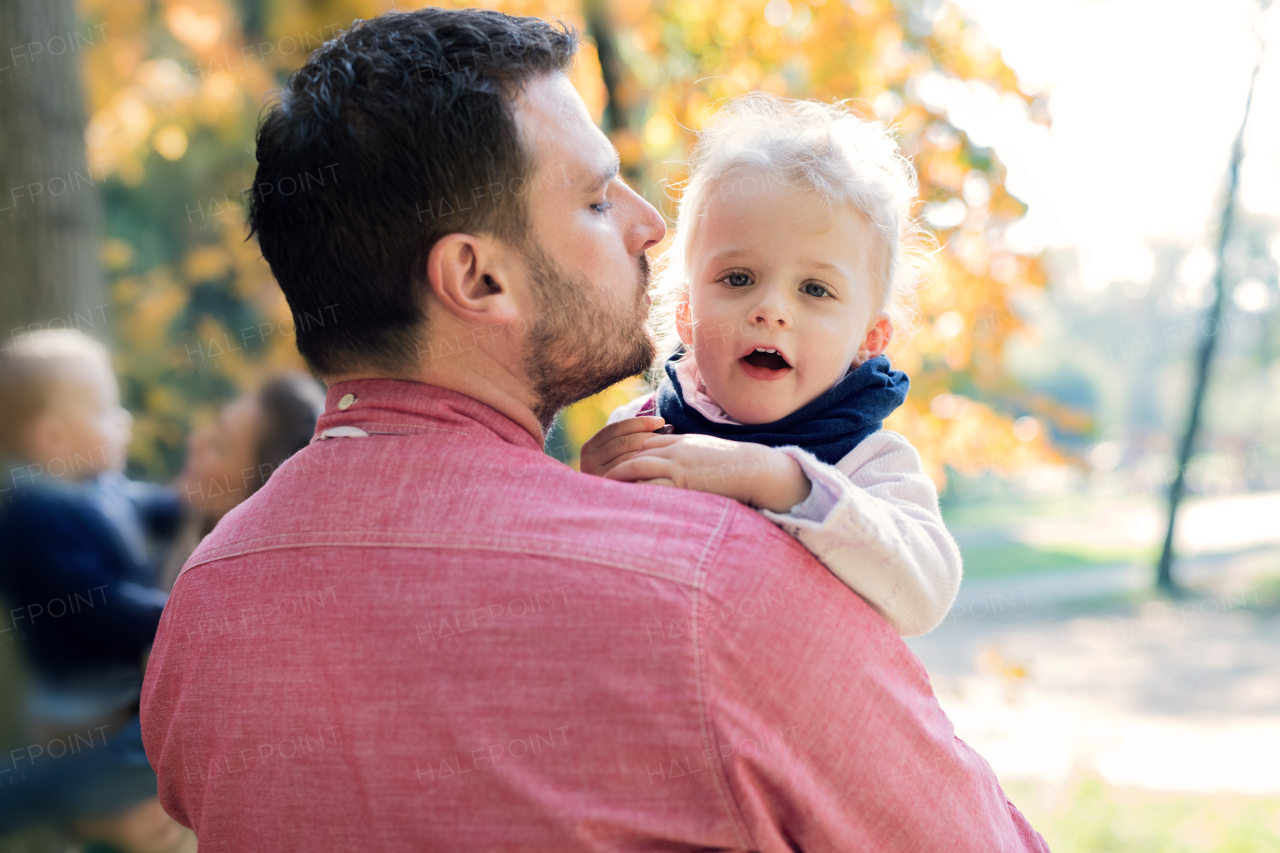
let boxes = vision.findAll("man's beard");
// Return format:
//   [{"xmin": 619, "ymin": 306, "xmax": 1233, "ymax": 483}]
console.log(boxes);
[{"xmin": 521, "ymin": 244, "xmax": 655, "ymax": 432}]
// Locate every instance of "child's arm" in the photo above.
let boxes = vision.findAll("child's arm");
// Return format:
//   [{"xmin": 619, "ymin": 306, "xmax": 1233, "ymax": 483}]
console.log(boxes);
[
  {"xmin": 757, "ymin": 433, "xmax": 962, "ymax": 637},
  {"xmin": 582, "ymin": 419, "xmax": 811, "ymax": 511},
  {"xmin": 586, "ymin": 422, "xmax": 960, "ymax": 637},
  {"xmin": 116, "ymin": 472, "xmax": 184, "ymax": 539},
  {"xmin": 0, "ymin": 497, "xmax": 169, "ymax": 662}
]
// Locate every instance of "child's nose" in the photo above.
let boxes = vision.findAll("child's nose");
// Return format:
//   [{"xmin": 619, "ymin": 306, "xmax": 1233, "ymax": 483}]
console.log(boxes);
[{"xmin": 749, "ymin": 295, "xmax": 790, "ymax": 327}]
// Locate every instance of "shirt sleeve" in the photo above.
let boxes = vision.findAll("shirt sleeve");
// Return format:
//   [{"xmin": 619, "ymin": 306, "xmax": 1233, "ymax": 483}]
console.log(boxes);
[
  {"xmin": 702, "ymin": 510, "xmax": 1048, "ymax": 852},
  {"xmin": 757, "ymin": 431, "xmax": 962, "ymax": 637}
]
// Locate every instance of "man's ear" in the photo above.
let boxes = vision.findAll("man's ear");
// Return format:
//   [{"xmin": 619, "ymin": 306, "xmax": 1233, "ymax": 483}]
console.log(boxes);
[
  {"xmin": 425, "ymin": 233, "xmax": 519, "ymax": 325},
  {"xmin": 674, "ymin": 290, "xmax": 694, "ymax": 347},
  {"xmin": 854, "ymin": 314, "xmax": 894, "ymax": 366}
]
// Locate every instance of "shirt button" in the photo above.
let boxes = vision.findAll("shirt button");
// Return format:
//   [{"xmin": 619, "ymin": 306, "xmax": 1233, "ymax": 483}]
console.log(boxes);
[{"xmin": 338, "ymin": 393, "xmax": 356, "ymax": 410}]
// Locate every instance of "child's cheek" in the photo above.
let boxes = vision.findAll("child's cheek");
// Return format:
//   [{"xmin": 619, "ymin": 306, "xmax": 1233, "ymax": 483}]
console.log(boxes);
[{"xmin": 695, "ymin": 312, "xmax": 735, "ymax": 357}]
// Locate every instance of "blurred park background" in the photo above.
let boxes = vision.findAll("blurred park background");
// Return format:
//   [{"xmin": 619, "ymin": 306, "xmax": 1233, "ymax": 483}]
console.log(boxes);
[{"xmin": 3, "ymin": 0, "xmax": 1280, "ymax": 849}]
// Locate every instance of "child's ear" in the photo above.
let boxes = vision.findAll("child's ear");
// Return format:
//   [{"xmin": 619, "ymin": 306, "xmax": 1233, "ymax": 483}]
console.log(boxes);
[
  {"xmin": 854, "ymin": 315, "xmax": 894, "ymax": 367},
  {"xmin": 675, "ymin": 290, "xmax": 694, "ymax": 348},
  {"xmin": 22, "ymin": 413, "xmax": 64, "ymax": 465}
]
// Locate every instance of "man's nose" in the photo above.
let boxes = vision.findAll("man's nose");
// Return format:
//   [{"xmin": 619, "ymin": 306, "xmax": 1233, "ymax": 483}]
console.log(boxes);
[{"xmin": 619, "ymin": 179, "xmax": 666, "ymax": 255}]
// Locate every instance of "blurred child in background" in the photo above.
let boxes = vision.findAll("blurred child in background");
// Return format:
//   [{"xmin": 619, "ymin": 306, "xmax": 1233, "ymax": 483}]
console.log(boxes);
[{"xmin": 0, "ymin": 329, "xmax": 191, "ymax": 853}]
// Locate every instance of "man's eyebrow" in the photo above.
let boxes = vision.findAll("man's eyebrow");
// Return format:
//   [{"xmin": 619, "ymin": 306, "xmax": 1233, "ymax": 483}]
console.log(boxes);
[{"xmin": 584, "ymin": 154, "xmax": 621, "ymax": 193}]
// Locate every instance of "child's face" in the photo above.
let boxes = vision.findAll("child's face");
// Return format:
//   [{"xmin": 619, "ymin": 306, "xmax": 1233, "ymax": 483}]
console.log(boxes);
[
  {"xmin": 26, "ymin": 358, "xmax": 133, "ymax": 479},
  {"xmin": 678, "ymin": 172, "xmax": 892, "ymax": 424}
]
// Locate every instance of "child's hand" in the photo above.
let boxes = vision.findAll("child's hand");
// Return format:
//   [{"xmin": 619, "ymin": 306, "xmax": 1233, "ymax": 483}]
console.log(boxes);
[
  {"xmin": 602, "ymin": 433, "xmax": 812, "ymax": 513},
  {"xmin": 580, "ymin": 416, "xmax": 669, "ymax": 478}
]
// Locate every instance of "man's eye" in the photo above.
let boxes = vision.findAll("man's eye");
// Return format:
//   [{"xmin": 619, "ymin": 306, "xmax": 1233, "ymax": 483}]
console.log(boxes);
[
  {"xmin": 802, "ymin": 282, "xmax": 830, "ymax": 298},
  {"xmin": 722, "ymin": 272, "xmax": 752, "ymax": 287}
]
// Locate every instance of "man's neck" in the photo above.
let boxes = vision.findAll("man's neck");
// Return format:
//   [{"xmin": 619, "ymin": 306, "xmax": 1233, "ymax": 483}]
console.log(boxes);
[{"xmin": 325, "ymin": 358, "xmax": 546, "ymax": 447}]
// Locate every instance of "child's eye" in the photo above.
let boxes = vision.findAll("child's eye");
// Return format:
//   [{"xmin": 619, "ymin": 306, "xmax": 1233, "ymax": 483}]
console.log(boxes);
[
  {"xmin": 590, "ymin": 201, "xmax": 612, "ymax": 214},
  {"xmin": 801, "ymin": 282, "xmax": 830, "ymax": 298},
  {"xmin": 720, "ymin": 271, "xmax": 753, "ymax": 288}
]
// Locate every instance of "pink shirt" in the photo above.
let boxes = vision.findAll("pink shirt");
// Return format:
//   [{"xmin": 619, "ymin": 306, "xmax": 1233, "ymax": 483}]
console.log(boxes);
[{"xmin": 141, "ymin": 379, "xmax": 1048, "ymax": 852}]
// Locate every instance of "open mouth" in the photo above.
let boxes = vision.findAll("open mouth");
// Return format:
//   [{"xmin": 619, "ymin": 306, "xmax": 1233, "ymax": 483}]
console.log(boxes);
[
  {"xmin": 739, "ymin": 347, "xmax": 792, "ymax": 380},
  {"xmin": 742, "ymin": 348, "xmax": 791, "ymax": 370}
]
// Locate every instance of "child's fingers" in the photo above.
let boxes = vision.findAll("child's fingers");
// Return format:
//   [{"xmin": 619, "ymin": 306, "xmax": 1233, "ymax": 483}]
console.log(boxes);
[
  {"xmin": 585, "ymin": 417, "xmax": 666, "ymax": 449},
  {"xmin": 603, "ymin": 455, "xmax": 676, "ymax": 485},
  {"xmin": 588, "ymin": 438, "xmax": 681, "ymax": 477},
  {"xmin": 581, "ymin": 418, "xmax": 664, "ymax": 476},
  {"xmin": 639, "ymin": 434, "xmax": 682, "ymax": 450},
  {"xmin": 590, "ymin": 449, "xmax": 640, "ymax": 478},
  {"xmin": 592, "ymin": 429, "xmax": 675, "ymax": 469},
  {"xmin": 633, "ymin": 478, "xmax": 677, "ymax": 488}
]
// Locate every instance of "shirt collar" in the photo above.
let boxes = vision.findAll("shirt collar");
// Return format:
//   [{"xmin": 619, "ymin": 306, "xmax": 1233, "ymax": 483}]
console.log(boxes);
[{"xmin": 314, "ymin": 379, "xmax": 543, "ymax": 453}]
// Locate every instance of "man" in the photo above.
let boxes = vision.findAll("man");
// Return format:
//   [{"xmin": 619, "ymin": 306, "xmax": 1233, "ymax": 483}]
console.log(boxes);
[{"xmin": 141, "ymin": 9, "xmax": 1049, "ymax": 851}]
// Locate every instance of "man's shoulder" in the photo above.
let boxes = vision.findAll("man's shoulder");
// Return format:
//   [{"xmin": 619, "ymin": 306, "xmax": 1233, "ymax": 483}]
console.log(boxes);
[
  {"xmin": 181, "ymin": 437, "xmax": 801, "ymax": 591},
  {"xmin": 697, "ymin": 500, "xmax": 919, "ymax": 713},
  {"xmin": 701, "ymin": 502, "xmax": 886, "ymax": 615}
]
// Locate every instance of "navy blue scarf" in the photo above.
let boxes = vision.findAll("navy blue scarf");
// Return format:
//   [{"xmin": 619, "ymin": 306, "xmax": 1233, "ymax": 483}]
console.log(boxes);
[{"xmin": 654, "ymin": 351, "xmax": 909, "ymax": 465}]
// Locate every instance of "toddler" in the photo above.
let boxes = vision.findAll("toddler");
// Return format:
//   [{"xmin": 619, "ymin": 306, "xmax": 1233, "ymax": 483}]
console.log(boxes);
[
  {"xmin": 0, "ymin": 329, "xmax": 184, "ymax": 841},
  {"xmin": 581, "ymin": 93, "xmax": 961, "ymax": 637},
  {"xmin": 0, "ymin": 330, "xmax": 176, "ymax": 684}
]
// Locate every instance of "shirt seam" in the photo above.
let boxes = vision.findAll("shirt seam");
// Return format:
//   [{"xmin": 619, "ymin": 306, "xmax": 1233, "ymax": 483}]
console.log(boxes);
[
  {"xmin": 179, "ymin": 538, "xmax": 702, "ymax": 589},
  {"xmin": 691, "ymin": 504, "xmax": 758, "ymax": 850}
]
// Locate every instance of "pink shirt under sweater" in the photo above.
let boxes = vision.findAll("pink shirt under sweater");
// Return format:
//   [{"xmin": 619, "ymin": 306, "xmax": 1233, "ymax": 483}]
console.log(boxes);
[{"xmin": 140, "ymin": 379, "xmax": 1048, "ymax": 852}]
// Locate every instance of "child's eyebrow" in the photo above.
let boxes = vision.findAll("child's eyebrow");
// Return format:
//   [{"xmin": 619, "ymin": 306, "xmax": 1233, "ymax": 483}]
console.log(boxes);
[
  {"xmin": 805, "ymin": 260, "xmax": 850, "ymax": 280},
  {"xmin": 703, "ymin": 248, "xmax": 753, "ymax": 266}
]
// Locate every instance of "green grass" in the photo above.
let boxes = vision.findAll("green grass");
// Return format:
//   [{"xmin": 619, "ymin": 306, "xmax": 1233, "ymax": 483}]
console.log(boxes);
[
  {"xmin": 960, "ymin": 540, "xmax": 1155, "ymax": 579},
  {"xmin": 1007, "ymin": 776, "xmax": 1280, "ymax": 853},
  {"xmin": 941, "ymin": 493, "xmax": 1140, "ymax": 527}
]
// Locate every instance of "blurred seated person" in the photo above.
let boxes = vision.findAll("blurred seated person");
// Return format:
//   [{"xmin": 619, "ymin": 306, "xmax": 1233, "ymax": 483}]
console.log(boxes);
[
  {"xmin": 0, "ymin": 329, "xmax": 188, "ymax": 852},
  {"xmin": 158, "ymin": 370, "xmax": 325, "ymax": 591}
]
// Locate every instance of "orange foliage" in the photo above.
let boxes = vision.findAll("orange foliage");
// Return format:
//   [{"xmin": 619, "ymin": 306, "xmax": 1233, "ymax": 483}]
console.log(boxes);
[{"xmin": 79, "ymin": 0, "xmax": 1062, "ymax": 487}]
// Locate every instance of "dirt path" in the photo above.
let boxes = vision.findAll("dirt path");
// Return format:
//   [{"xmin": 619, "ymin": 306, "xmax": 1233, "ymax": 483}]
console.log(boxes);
[{"xmin": 906, "ymin": 547, "xmax": 1280, "ymax": 793}]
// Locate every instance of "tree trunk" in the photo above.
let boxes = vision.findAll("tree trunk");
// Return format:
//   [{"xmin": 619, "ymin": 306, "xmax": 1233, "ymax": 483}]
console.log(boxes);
[
  {"xmin": 583, "ymin": 0, "xmax": 644, "ymax": 186},
  {"xmin": 0, "ymin": 0, "xmax": 104, "ymax": 348},
  {"xmin": 1155, "ymin": 44, "xmax": 1265, "ymax": 593}
]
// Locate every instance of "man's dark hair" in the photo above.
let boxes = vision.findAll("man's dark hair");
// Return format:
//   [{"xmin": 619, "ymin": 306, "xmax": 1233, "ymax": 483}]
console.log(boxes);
[{"xmin": 249, "ymin": 9, "xmax": 578, "ymax": 376}]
